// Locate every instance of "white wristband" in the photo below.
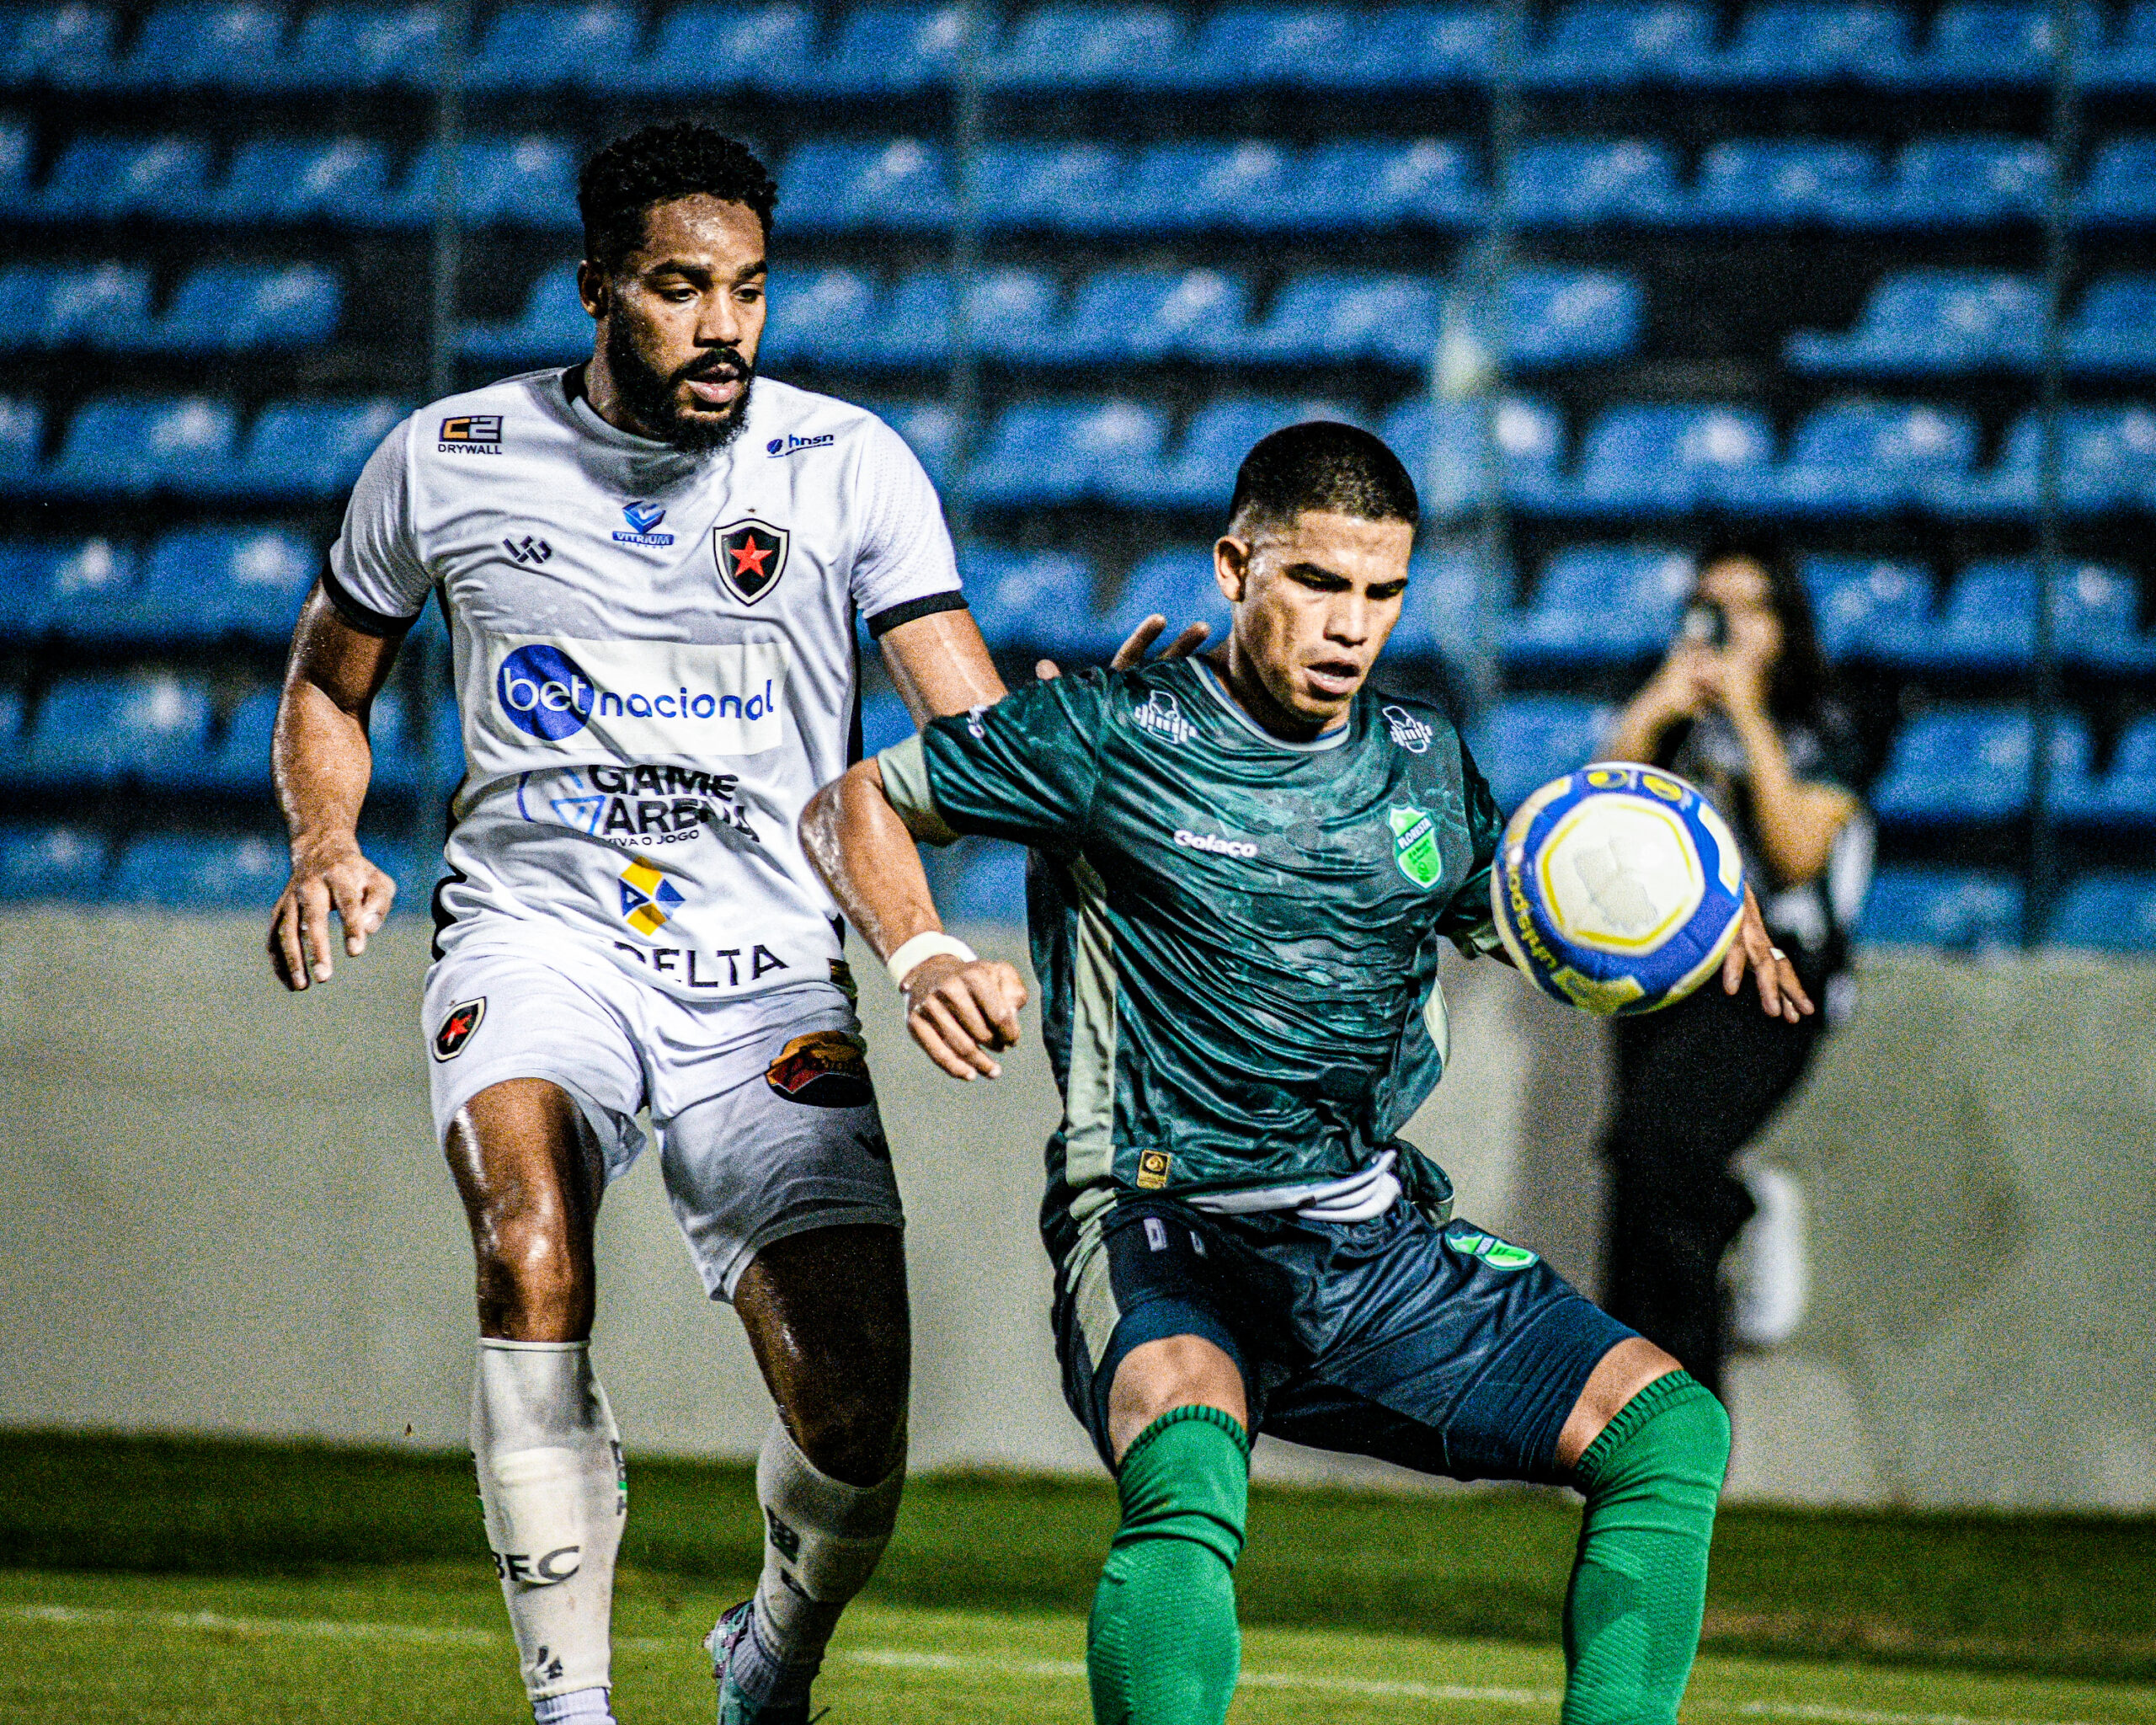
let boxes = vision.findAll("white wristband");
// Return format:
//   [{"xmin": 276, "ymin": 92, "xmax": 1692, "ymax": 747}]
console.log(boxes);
[{"xmin": 886, "ymin": 932, "xmax": 977, "ymax": 991}]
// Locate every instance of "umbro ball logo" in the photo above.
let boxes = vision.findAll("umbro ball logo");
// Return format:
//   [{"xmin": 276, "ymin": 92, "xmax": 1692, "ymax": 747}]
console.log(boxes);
[
  {"xmin": 713, "ymin": 519, "xmax": 788, "ymax": 606},
  {"xmin": 432, "ymin": 996, "xmax": 486, "ymax": 1061}
]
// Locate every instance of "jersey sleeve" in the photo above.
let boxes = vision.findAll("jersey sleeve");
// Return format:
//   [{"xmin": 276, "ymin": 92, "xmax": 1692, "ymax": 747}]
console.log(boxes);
[
  {"xmin": 877, "ymin": 672, "xmax": 1108, "ymax": 849},
  {"xmin": 850, "ymin": 414, "xmax": 964, "ymax": 638},
  {"xmin": 1436, "ymin": 732, "xmax": 1506, "ymax": 957},
  {"xmin": 324, "ymin": 414, "xmax": 431, "ymax": 633}
]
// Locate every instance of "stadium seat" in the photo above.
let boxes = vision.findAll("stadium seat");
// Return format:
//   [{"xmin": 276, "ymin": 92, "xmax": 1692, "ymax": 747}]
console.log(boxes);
[
  {"xmin": 1851, "ymin": 137, "xmax": 2051, "ymax": 228},
  {"xmin": 1102, "ymin": 546, "xmax": 1232, "ymax": 649},
  {"xmin": 857, "ymin": 692, "xmax": 913, "ymax": 764},
  {"xmin": 0, "ymin": 825, "xmax": 107, "ymax": 902},
  {"xmin": 1116, "ymin": 397, "xmax": 1352, "ymax": 510},
  {"xmin": 782, "ymin": 141, "xmax": 953, "ymax": 235},
  {"xmin": 977, "ymin": 142, "xmax": 1126, "ymax": 234},
  {"xmin": 623, "ymin": 3, "xmax": 815, "ymax": 93},
  {"xmin": 1904, "ymin": 560, "xmax": 2146, "ymax": 673},
  {"xmin": 2065, "ymin": 716, "xmax": 2156, "ymax": 825},
  {"xmin": 195, "ymin": 398, "xmax": 399, "ymax": 503},
  {"xmin": 959, "ymin": 548, "xmax": 1104, "ymax": 657},
  {"xmin": 985, "ymin": 5, "xmax": 1185, "ymax": 92},
  {"xmin": 2049, "ymin": 873, "xmax": 2156, "ymax": 952},
  {"xmin": 13, "ymin": 674, "xmax": 213, "ymax": 788},
  {"xmin": 101, "ymin": 0, "xmax": 287, "ymax": 88},
  {"xmin": 1056, "ymin": 270, "xmax": 1249, "ymax": 364},
  {"xmin": 1786, "ymin": 271, "xmax": 2044, "ymax": 376},
  {"xmin": 2077, "ymin": 137, "xmax": 2156, "ymax": 227},
  {"xmin": 1, "ymin": 4, "xmax": 117, "ymax": 86},
  {"xmin": 1211, "ymin": 273, "xmax": 1442, "ymax": 367},
  {"xmin": 459, "ymin": 262, "xmax": 587, "ymax": 365},
  {"xmin": 817, "ymin": 271, "xmax": 949, "ymax": 371},
  {"xmin": 1470, "ymin": 695, "xmax": 1608, "ymax": 812},
  {"xmin": 798, "ymin": 3, "xmax": 968, "ymax": 95},
  {"xmin": 21, "ymin": 135, "xmax": 214, "ymax": 222},
  {"xmin": 1873, "ymin": 0, "xmax": 2095, "ymax": 89},
  {"xmin": 1525, "ymin": 1, "xmax": 1716, "ymax": 88},
  {"xmin": 1379, "ymin": 395, "xmax": 1566, "ymax": 515},
  {"xmin": 200, "ymin": 138, "xmax": 396, "ymax": 226},
  {"xmin": 1505, "ymin": 269, "xmax": 1641, "ymax": 366},
  {"xmin": 867, "ymin": 398, "xmax": 958, "ymax": 490},
  {"xmin": 1111, "ymin": 142, "xmax": 1296, "ymax": 235},
  {"xmin": 1561, "ymin": 404, "xmax": 1774, "ymax": 517},
  {"xmin": 1691, "ymin": 141, "xmax": 1878, "ymax": 227},
  {"xmin": 1870, "ymin": 706, "xmax": 2089, "ymax": 822},
  {"xmin": 1704, "ymin": 2, "xmax": 1911, "ymax": 85},
  {"xmin": 29, "ymin": 395, "xmax": 237, "ymax": 497},
  {"xmin": 0, "ymin": 396, "xmax": 38, "ymax": 482},
  {"xmin": 133, "ymin": 526, "xmax": 318, "ymax": 643},
  {"xmin": 755, "ymin": 267, "xmax": 878, "ymax": 370},
  {"xmin": 1307, "ymin": 4, "xmax": 1497, "ymax": 88},
  {"xmin": 258, "ymin": 3, "xmax": 440, "ymax": 88},
  {"xmin": 0, "ymin": 262, "xmax": 152, "ymax": 348},
  {"xmin": 1303, "ymin": 140, "xmax": 1484, "ymax": 232},
  {"xmin": 965, "ymin": 270, "xmax": 1064, "ymax": 366},
  {"xmin": 2086, "ymin": 1, "xmax": 2156, "ymax": 94},
  {"xmin": 0, "ymin": 116, "xmax": 28, "ymax": 210},
  {"xmin": 1507, "ymin": 545, "xmax": 1694, "ymax": 665},
  {"xmin": 969, "ymin": 400, "xmax": 1167, "ymax": 507},
  {"xmin": 1508, "ymin": 140, "xmax": 1683, "ymax": 226},
  {"xmin": 1858, "ymin": 867, "xmax": 2022, "ymax": 949},
  {"xmin": 1162, "ymin": 5, "xmax": 1359, "ymax": 88},
  {"xmin": 465, "ymin": 3, "xmax": 641, "ymax": 90},
  {"xmin": 99, "ymin": 264, "xmax": 340, "ymax": 354},
  {"xmin": 109, "ymin": 832, "xmax": 292, "ymax": 910},
  {"xmin": 940, "ymin": 844, "xmax": 1027, "ymax": 922},
  {"xmin": 1800, "ymin": 556, "xmax": 1935, "ymax": 662},
  {"xmin": 1388, "ymin": 547, "xmax": 1486, "ymax": 660},
  {"xmin": 449, "ymin": 136, "xmax": 580, "ymax": 229},
  {"xmin": 4, "ymin": 537, "xmax": 136, "ymax": 640},
  {"xmin": 1731, "ymin": 400, "xmax": 1977, "ymax": 517},
  {"xmin": 1926, "ymin": 404, "xmax": 2156, "ymax": 521},
  {"xmin": 2067, "ymin": 275, "xmax": 2156, "ymax": 377}
]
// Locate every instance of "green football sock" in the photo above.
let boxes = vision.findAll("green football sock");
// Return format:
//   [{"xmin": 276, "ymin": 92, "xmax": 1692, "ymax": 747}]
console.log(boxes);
[
  {"xmin": 1561, "ymin": 1370, "xmax": 1731, "ymax": 1725},
  {"xmin": 1086, "ymin": 1405, "xmax": 1250, "ymax": 1725}
]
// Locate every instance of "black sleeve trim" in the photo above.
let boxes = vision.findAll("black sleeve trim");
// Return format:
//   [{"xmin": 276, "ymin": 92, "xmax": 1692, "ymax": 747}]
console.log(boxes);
[
  {"xmin": 865, "ymin": 590, "xmax": 969, "ymax": 640},
  {"xmin": 322, "ymin": 567, "xmax": 420, "ymax": 638}
]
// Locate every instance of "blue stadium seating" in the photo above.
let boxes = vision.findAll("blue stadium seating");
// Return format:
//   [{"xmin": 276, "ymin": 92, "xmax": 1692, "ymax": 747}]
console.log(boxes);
[
  {"xmin": 1871, "ymin": 0, "xmax": 2095, "ymax": 89},
  {"xmin": 367, "ymin": 693, "xmax": 461, "ymax": 797},
  {"xmin": 857, "ymin": 691, "xmax": 913, "ymax": 763},
  {"xmin": 1904, "ymin": 559, "xmax": 2148, "ymax": 673},
  {"xmin": 1559, "ymin": 404, "xmax": 1774, "ymax": 518},
  {"xmin": 1870, "ymin": 706, "xmax": 2089, "ymax": 821},
  {"xmin": 1304, "ymin": 141, "xmax": 1484, "ymax": 231},
  {"xmin": 1691, "ymin": 141, "xmax": 1878, "ymax": 226},
  {"xmin": 809, "ymin": 272, "xmax": 949, "ymax": 371},
  {"xmin": 1316, "ymin": 5, "xmax": 1498, "ymax": 88},
  {"xmin": 17, "ymin": 395, "xmax": 237, "ymax": 498},
  {"xmin": 1103, "ymin": 546, "xmax": 1233, "ymax": 649},
  {"xmin": 0, "ymin": 117, "xmax": 27, "ymax": 204},
  {"xmin": 1703, "ymin": 2, "xmax": 1911, "ymax": 85},
  {"xmin": 0, "ymin": 263, "xmax": 152, "ymax": 349},
  {"xmin": 969, "ymin": 400, "xmax": 1166, "ymax": 507},
  {"xmin": 2068, "ymin": 275, "xmax": 2156, "ymax": 377},
  {"xmin": 941, "ymin": 845, "xmax": 1027, "ymax": 922},
  {"xmin": 966, "ymin": 270, "xmax": 1063, "ymax": 365},
  {"xmin": 101, "ymin": 1, "xmax": 289, "ymax": 88},
  {"xmin": 1853, "ymin": 136, "xmax": 2051, "ymax": 227},
  {"xmin": 1801, "ymin": 557, "xmax": 1935, "ymax": 661},
  {"xmin": 2060, "ymin": 716, "xmax": 2156, "ymax": 825},
  {"xmin": 1056, "ymin": 270, "xmax": 1249, "ymax": 364},
  {"xmin": 99, "ymin": 264, "xmax": 340, "ymax": 354},
  {"xmin": 1113, "ymin": 142, "xmax": 1297, "ymax": 235},
  {"xmin": 13, "ymin": 135, "xmax": 214, "ymax": 222},
  {"xmin": 200, "ymin": 138, "xmax": 396, "ymax": 226},
  {"xmin": 1209, "ymin": 273, "xmax": 1441, "ymax": 368},
  {"xmin": 782, "ymin": 141, "xmax": 953, "ymax": 235},
  {"xmin": 403, "ymin": 136, "xmax": 580, "ymax": 230},
  {"xmin": 977, "ymin": 142, "xmax": 1125, "ymax": 234},
  {"xmin": 1116, "ymin": 397, "xmax": 1351, "ymax": 510},
  {"xmin": 1378, "ymin": 396, "xmax": 1567, "ymax": 513},
  {"xmin": 1859, "ymin": 867, "xmax": 2022, "ymax": 949},
  {"xmin": 255, "ymin": 4, "xmax": 440, "ymax": 88},
  {"xmin": 1730, "ymin": 400, "xmax": 1977, "ymax": 517},
  {"xmin": 0, "ymin": 537, "xmax": 136, "ymax": 641},
  {"xmin": 1470, "ymin": 695, "xmax": 1607, "ymax": 811},
  {"xmin": 758, "ymin": 267, "xmax": 880, "ymax": 369},
  {"xmin": 8, "ymin": 675, "xmax": 213, "ymax": 788},
  {"xmin": 109, "ymin": 832, "xmax": 292, "ymax": 910},
  {"xmin": 0, "ymin": 397, "xmax": 37, "ymax": 481},
  {"xmin": 191, "ymin": 686, "xmax": 279, "ymax": 793},
  {"xmin": 986, "ymin": 5, "xmax": 1185, "ymax": 92},
  {"xmin": 798, "ymin": 3, "xmax": 965, "ymax": 95},
  {"xmin": 961, "ymin": 548, "xmax": 1102, "ymax": 656},
  {"xmin": 1526, "ymin": 2, "xmax": 1717, "ymax": 88},
  {"xmin": 1154, "ymin": 4, "xmax": 1360, "ymax": 89},
  {"xmin": 2049, "ymin": 873, "xmax": 2156, "ymax": 952},
  {"xmin": 1, "ymin": 6, "xmax": 116, "ymax": 85},
  {"xmin": 138, "ymin": 526, "xmax": 318, "ymax": 642},
  {"xmin": 867, "ymin": 398, "xmax": 958, "ymax": 489},
  {"xmin": 1927, "ymin": 404, "xmax": 2156, "ymax": 521},
  {"xmin": 2079, "ymin": 138, "xmax": 2156, "ymax": 227},
  {"xmin": 0, "ymin": 825, "xmax": 109, "ymax": 901},
  {"xmin": 1508, "ymin": 140, "xmax": 1684, "ymax": 226},
  {"xmin": 1504, "ymin": 269, "xmax": 1641, "ymax": 366},
  {"xmin": 465, "ymin": 3, "xmax": 641, "ymax": 91},
  {"xmin": 1508, "ymin": 545, "xmax": 1694, "ymax": 665},
  {"xmin": 623, "ymin": 3, "xmax": 815, "ymax": 93},
  {"xmin": 1389, "ymin": 547, "xmax": 1485, "ymax": 660},
  {"xmin": 1786, "ymin": 271, "xmax": 2045, "ymax": 377},
  {"xmin": 2087, "ymin": 2, "xmax": 2156, "ymax": 93},
  {"xmin": 461, "ymin": 263, "xmax": 587, "ymax": 366}
]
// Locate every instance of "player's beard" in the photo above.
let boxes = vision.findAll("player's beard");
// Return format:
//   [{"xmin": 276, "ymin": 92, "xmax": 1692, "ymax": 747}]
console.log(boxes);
[{"xmin": 605, "ymin": 317, "xmax": 755, "ymax": 455}]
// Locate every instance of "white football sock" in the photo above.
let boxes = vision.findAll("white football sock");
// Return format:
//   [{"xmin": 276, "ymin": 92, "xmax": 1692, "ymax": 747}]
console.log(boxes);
[
  {"xmin": 740, "ymin": 1418, "xmax": 904, "ymax": 1704},
  {"xmin": 472, "ymin": 1339, "xmax": 626, "ymax": 1708}
]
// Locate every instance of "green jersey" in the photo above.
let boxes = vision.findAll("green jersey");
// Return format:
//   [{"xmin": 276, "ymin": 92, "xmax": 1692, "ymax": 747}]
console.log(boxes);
[{"xmin": 878, "ymin": 657, "xmax": 1503, "ymax": 1221}]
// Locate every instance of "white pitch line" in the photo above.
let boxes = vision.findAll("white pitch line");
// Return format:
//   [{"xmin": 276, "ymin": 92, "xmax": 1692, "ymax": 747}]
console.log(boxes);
[{"xmin": 0, "ymin": 1602, "xmax": 2111, "ymax": 1725}]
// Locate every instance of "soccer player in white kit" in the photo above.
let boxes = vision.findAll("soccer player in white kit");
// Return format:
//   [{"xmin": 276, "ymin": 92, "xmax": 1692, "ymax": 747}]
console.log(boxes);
[{"xmin": 265, "ymin": 126, "xmax": 1011, "ymax": 1725}]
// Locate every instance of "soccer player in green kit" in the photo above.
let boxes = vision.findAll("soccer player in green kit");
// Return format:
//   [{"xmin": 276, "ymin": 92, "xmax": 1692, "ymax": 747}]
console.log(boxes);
[{"xmin": 801, "ymin": 422, "xmax": 1812, "ymax": 1725}]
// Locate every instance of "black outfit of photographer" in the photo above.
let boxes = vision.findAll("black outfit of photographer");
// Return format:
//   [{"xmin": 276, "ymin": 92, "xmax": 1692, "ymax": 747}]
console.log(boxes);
[{"xmin": 1596, "ymin": 552, "xmax": 1872, "ymax": 1400}]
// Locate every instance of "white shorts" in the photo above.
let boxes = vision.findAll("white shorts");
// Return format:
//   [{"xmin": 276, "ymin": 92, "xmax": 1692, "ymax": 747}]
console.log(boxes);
[{"xmin": 423, "ymin": 921, "xmax": 902, "ymax": 1300}]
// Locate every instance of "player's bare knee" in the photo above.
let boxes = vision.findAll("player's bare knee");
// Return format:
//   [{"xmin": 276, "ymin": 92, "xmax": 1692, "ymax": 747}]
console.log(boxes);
[{"xmin": 472, "ymin": 1215, "xmax": 593, "ymax": 1339}]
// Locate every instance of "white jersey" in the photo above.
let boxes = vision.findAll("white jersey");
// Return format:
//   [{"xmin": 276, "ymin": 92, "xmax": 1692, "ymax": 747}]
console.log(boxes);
[{"xmin": 329, "ymin": 368, "xmax": 963, "ymax": 1001}]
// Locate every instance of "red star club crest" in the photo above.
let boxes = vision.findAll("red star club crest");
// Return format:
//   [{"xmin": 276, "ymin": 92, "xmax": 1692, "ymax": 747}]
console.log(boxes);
[
  {"xmin": 432, "ymin": 997, "xmax": 486, "ymax": 1062},
  {"xmin": 713, "ymin": 518, "xmax": 789, "ymax": 606}
]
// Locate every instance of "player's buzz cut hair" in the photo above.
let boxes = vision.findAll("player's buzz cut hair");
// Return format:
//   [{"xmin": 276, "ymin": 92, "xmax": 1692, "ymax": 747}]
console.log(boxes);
[
  {"xmin": 578, "ymin": 124, "xmax": 779, "ymax": 278},
  {"xmin": 1227, "ymin": 420, "xmax": 1421, "ymax": 537}
]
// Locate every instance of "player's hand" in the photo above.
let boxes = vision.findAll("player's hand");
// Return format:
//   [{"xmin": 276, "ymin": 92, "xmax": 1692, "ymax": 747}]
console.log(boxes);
[
  {"xmin": 1721, "ymin": 884, "xmax": 1812, "ymax": 1024},
  {"xmin": 901, "ymin": 953, "xmax": 1029, "ymax": 1081},
  {"xmin": 1035, "ymin": 615, "xmax": 1212, "ymax": 682},
  {"xmin": 268, "ymin": 835, "xmax": 397, "ymax": 991}
]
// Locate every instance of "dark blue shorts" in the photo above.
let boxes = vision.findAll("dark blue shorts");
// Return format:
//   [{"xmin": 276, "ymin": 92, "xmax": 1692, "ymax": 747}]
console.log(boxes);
[{"xmin": 1048, "ymin": 1195, "xmax": 1635, "ymax": 1482}]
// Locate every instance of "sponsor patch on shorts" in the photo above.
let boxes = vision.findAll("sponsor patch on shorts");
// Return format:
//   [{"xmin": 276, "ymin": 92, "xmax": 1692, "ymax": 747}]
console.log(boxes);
[
  {"xmin": 432, "ymin": 996, "xmax": 486, "ymax": 1061},
  {"xmin": 1135, "ymin": 1149, "xmax": 1171, "ymax": 1190},
  {"xmin": 765, "ymin": 1030, "xmax": 874, "ymax": 1108}
]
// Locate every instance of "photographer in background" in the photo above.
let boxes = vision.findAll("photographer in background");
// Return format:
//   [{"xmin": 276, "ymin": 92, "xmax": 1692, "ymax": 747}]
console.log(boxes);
[{"xmin": 1598, "ymin": 536, "xmax": 1874, "ymax": 1400}]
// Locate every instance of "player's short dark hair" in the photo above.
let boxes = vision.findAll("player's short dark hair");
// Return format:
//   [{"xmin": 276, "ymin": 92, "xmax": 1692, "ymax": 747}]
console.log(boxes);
[
  {"xmin": 1227, "ymin": 421, "xmax": 1420, "ymax": 536},
  {"xmin": 578, "ymin": 124, "xmax": 778, "ymax": 276}
]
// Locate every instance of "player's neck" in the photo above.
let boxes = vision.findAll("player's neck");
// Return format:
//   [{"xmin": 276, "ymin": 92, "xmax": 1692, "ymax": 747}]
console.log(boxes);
[
  {"xmin": 578, "ymin": 354, "xmax": 669, "ymax": 443},
  {"xmin": 1205, "ymin": 645, "xmax": 1350, "ymax": 745}
]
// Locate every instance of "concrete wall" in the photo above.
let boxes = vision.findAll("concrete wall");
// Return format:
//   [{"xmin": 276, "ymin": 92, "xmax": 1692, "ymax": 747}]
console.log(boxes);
[{"xmin": 0, "ymin": 911, "xmax": 2148, "ymax": 1509}]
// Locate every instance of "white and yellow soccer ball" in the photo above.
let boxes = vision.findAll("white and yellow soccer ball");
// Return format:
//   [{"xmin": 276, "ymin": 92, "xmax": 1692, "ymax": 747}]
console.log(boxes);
[{"xmin": 1490, "ymin": 763, "xmax": 1747, "ymax": 1017}]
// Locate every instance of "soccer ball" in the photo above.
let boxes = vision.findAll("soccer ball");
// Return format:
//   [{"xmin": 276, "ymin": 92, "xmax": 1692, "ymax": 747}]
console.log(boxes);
[{"xmin": 1489, "ymin": 763, "xmax": 1747, "ymax": 1017}]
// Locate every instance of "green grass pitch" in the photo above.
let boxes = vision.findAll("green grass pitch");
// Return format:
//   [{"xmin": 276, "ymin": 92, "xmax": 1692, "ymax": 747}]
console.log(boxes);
[{"xmin": 1, "ymin": 1433, "xmax": 2151, "ymax": 1722}]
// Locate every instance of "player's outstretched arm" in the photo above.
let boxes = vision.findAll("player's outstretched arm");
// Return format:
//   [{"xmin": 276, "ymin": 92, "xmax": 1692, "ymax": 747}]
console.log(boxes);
[
  {"xmin": 267, "ymin": 584, "xmax": 403, "ymax": 991},
  {"xmin": 800, "ymin": 761, "xmax": 1028, "ymax": 1082},
  {"xmin": 1720, "ymin": 884, "xmax": 1814, "ymax": 1024}
]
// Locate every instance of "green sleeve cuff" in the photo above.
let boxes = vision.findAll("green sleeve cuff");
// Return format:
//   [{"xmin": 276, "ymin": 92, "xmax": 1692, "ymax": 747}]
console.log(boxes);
[{"xmin": 877, "ymin": 734, "xmax": 960, "ymax": 846}]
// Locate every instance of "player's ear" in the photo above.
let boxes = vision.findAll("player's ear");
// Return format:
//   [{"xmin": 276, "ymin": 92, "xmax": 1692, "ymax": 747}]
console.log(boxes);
[
  {"xmin": 577, "ymin": 261, "xmax": 608, "ymax": 320},
  {"xmin": 1214, "ymin": 536, "xmax": 1251, "ymax": 605}
]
